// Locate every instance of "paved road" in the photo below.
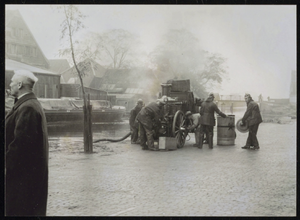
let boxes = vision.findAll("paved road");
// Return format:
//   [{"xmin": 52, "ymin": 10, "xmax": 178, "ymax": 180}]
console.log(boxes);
[{"xmin": 47, "ymin": 120, "xmax": 296, "ymax": 216}]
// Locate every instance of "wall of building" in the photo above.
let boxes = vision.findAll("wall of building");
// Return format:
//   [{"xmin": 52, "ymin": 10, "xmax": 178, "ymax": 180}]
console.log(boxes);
[
  {"xmin": 289, "ymin": 70, "xmax": 296, "ymax": 104},
  {"xmin": 5, "ymin": 13, "xmax": 49, "ymax": 69},
  {"xmin": 5, "ymin": 70, "xmax": 61, "ymax": 98},
  {"xmin": 60, "ymin": 84, "xmax": 108, "ymax": 100}
]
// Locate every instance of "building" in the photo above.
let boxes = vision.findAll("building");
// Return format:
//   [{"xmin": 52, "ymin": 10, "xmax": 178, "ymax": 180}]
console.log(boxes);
[
  {"xmin": 60, "ymin": 58, "xmax": 106, "ymax": 89},
  {"xmin": 60, "ymin": 84, "xmax": 108, "ymax": 101},
  {"xmin": 5, "ymin": 9, "xmax": 62, "ymax": 98},
  {"xmin": 5, "ymin": 59, "xmax": 61, "ymax": 98},
  {"xmin": 61, "ymin": 60, "xmax": 156, "ymax": 108},
  {"xmin": 289, "ymin": 70, "xmax": 296, "ymax": 105},
  {"xmin": 5, "ymin": 10, "xmax": 50, "ymax": 69},
  {"xmin": 48, "ymin": 59, "xmax": 71, "ymax": 74}
]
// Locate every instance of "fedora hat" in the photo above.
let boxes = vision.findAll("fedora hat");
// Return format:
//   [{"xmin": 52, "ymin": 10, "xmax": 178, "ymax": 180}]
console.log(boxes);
[{"xmin": 236, "ymin": 118, "xmax": 249, "ymax": 133}]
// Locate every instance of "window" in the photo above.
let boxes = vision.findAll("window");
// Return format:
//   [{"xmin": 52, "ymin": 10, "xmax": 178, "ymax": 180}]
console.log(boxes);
[
  {"xmin": 19, "ymin": 29, "xmax": 23, "ymax": 38},
  {"xmin": 12, "ymin": 28, "xmax": 23, "ymax": 38},
  {"xmin": 11, "ymin": 44, "xmax": 16, "ymax": 54},
  {"xmin": 12, "ymin": 28, "xmax": 16, "ymax": 37},
  {"xmin": 17, "ymin": 45, "xmax": 24, "ymax": 55},
  {"xmin": 32, "ymin": 47, "xmax": 37, "ymax": 57},
  {"xmin": 25, "ymin": 46, "xmax": 30, "ymax": 56}
]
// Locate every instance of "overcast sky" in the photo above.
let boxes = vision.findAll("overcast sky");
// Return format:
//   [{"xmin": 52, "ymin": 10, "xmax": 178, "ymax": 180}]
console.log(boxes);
[{"xmin": 6, "ymin": 5, "xmax": 296, "ymax": 99}]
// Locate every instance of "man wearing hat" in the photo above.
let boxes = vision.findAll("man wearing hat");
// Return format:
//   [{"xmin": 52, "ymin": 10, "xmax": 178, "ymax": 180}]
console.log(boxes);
[
  {"xmin": 240, "ymin": 93, "xmax": 262, "ymax": 150},
  {"xmin": 129, "ymin": 99, "xmax": 144, "ymax": 144},
  {"xmin": 136, "ymin": 100, "xmax": 165, "ymax": 151},
  {"xmin": 185, "ymin": 111, "xmax": 203, "ymax": 147},
  {"xmin": 199, "ymin": 93, "xmax": 227, "ymax": 149}
]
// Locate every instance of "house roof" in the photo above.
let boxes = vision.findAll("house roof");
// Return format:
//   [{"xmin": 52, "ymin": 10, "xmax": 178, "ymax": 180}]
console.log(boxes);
[
  {"xmin": 48, "ymin": 59, "xmax": 70, "ymax": 74},
  {"xmin": 114, "ymin": 93, "xmax": 136, "ymax": 99},
  {"xmin": 5, "ymin": 58, "xmax": 59, "ymax": 75},
  {"xmin": 125, "ymin": 88, "xmax": 144, "ymax": 94},
  {"xmin": 89, "ymin": 76, "xmax": 102, "ymax": 90},
  {"xmin": 60, "ymin": 58, "xmax": 106, "ymax": 88},
  {"xmin": 5, "ymin": 10, "xmax": 50, "ymax": 68}
]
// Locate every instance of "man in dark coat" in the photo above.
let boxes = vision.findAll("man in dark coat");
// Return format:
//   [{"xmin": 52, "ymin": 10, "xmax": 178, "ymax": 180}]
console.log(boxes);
[
  {"xmin": 129, "ymin": 99, "xmax": 144, "ymax": 144},
  {"xmin": 241, "ymin": 93, "xmax": 263, "ymax": 150},
  {"xmin": 136, "ymin": 100, "xmax": 165, "ymax": 151},
  {"xmin": 5, "ymin": 70, "xmax": 49, "ymax": 216},
  {"xmin": 199, "ymin": 93, "xmax": 227, "ymax": 149}
]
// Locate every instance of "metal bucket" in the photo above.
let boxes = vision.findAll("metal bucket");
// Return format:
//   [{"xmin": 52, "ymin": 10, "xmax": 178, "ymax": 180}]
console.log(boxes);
[{"xmin": 217, "ymin": 115, "xmax": 236, "ymax": 146}]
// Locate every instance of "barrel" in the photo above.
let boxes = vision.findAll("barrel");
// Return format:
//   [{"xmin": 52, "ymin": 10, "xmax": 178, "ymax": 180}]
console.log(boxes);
[{"xmin": 217, "ymin": 115, "xmax": 236, "ymax": 145}]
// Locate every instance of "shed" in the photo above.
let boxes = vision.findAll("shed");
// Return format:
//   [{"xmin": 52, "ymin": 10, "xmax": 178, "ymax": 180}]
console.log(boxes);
[{"xmin": 5, "ymin": 58, "xmax": 61, "ymax": 98}]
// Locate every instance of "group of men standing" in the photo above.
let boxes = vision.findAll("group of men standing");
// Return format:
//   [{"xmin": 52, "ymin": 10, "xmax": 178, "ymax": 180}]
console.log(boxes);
[{"xmin": 130, "ymin": 92, "xmax": 262, "ymax": 151}]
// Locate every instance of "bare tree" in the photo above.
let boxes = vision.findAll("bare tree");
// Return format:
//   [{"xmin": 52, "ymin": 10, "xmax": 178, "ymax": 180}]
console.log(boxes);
[
  {"xmin": 149, "ymin": 29, "xmax": 228, "ymax": 97},
  {"xmin": 57, "ymin": 5, "xmax": 93, "ymax": 153},
  {"xmin": 81, "ymin": 29, "xmax": 140, "ymax": 69}
]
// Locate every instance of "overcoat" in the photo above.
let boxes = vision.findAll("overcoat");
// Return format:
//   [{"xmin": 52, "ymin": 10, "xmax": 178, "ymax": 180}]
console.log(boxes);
[
  {"xmin": 242, "ymin": 99, "xmax": 263, "ymax": 126},
  {"xmin": 136, "ymin": 102, "xmax": 162, "ymax": 130},
  {"xmin": 199, "ymin": 97, "xmax": 226, "ymax": 126},
  {"xmin": 5, "ymin": 92, "xmax": 49, "ymax": 216},
  {"xmin": 129, "ymin": 105, "xmax": 142, "ymax": 128}
]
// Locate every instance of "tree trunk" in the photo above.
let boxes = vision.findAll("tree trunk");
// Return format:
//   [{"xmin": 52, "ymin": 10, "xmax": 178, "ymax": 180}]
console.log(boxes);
[
  {"xmin": 64, "ymin": 5, "xmax": 92, "ymax": 153},
  {"xmin": 84, "ymin": 94, "xmax": 93, "ymax": 153}
]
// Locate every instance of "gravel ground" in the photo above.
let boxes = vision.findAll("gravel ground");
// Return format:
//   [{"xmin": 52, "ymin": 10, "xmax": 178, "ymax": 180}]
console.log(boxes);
[{"xmin": 46, "ymin": 120, "xmax": 296, "ymax": 216}]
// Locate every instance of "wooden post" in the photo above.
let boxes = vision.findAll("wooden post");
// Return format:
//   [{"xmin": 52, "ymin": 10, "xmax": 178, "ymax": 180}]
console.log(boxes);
[
  {"xmin": 83, "ymin": 103, "xmax": 88, "ymax": 153},
  {"xmin": 84, "ymin": 93, "xmax": 93, "ymax": 153},
  {"xmin": 87, "ymin": 94, "xmax": 93, "ymax": 153}
]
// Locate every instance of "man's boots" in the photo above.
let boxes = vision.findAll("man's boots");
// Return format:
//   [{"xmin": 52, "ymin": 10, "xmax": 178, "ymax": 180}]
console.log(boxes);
[{"xmin": 208, "ymin": 134, "xmax": 213, "ymax": 149}]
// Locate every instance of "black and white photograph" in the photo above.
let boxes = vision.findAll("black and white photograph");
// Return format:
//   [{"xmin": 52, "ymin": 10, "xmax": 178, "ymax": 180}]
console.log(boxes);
[{"xmin": 5, "ymin": 4, "xmax": 296, "ymax": 216}]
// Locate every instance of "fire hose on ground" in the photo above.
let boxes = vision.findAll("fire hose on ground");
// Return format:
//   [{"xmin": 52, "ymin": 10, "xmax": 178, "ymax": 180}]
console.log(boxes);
[{"xmin": 93, "ymin": 131, "xmax": 131, "ymax": 143}]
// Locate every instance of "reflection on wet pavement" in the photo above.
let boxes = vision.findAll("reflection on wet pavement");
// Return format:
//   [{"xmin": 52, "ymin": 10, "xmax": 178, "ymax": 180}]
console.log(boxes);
[{"xmin": 47, "ymin": 119, "xmax": 296, "ymax": 216}]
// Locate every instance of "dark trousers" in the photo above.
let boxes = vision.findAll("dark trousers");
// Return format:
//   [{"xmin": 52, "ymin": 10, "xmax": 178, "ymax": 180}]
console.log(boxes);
[
  {"xmin": 199, "ymin": 124, "xmax": 214, "ymax": 137},
  {"xmin": 246, "ymin": 123, "xmax": 260, "ymax": 147},
  {"xmin": 130, "ymin": 125, "xmax": 139, "ymax": 143},
  {"xmin": 139, "ymin": 123, "xmax": 154, "ymax": 149}
]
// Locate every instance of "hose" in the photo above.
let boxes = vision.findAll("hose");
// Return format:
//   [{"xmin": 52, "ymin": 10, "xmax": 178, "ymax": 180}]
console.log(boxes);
[{"xmin": 93, "ymin": 131, "xmax": 131, "ymax": 143}]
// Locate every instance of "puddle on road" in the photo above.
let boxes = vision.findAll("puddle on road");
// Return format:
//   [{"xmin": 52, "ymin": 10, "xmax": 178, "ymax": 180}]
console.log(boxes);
[{"xmin": 48, "ymin": 120, "xmax": 130, "ymax": 139}]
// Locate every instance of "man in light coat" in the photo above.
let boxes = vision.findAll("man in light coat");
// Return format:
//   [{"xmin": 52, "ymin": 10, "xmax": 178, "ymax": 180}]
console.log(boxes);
[
  {"xmin": 5, "ymin": 70, "xmax": 49, "ymax": 216},
  {"xmin": 241, "ymin": 93, "xmax": 263, "ymax": 150}
]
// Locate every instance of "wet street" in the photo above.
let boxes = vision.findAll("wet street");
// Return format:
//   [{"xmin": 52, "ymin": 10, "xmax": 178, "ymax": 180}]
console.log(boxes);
[{"xmin": 46, "ymin": 119, "xmax": 296, "ymax": 216}]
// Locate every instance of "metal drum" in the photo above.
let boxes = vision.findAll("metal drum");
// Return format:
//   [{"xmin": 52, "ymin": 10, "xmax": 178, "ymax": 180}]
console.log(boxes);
[{"xmin": 217, "ymin": 115, "xmax": 236, "ymax": 145}]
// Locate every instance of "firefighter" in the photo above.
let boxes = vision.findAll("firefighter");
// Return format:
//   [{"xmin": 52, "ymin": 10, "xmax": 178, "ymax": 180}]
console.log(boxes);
[
  {"xmin": 185, "ymin": 111, "xmax": 201, "ymax": 147},
  {"xmin": 136, "ymin": 100, "xmax": 165, "ymax": 151},
  {"xmin": 129, "ymin": 99, "xmax": 144, "ymax": 144},
  {"xmin": 240, "ymin": 93, "xmax": 262, "ymax": 150},
  {"xmin": 199, "ymin": 93, "xmax": 227, "ymax": 149}
]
